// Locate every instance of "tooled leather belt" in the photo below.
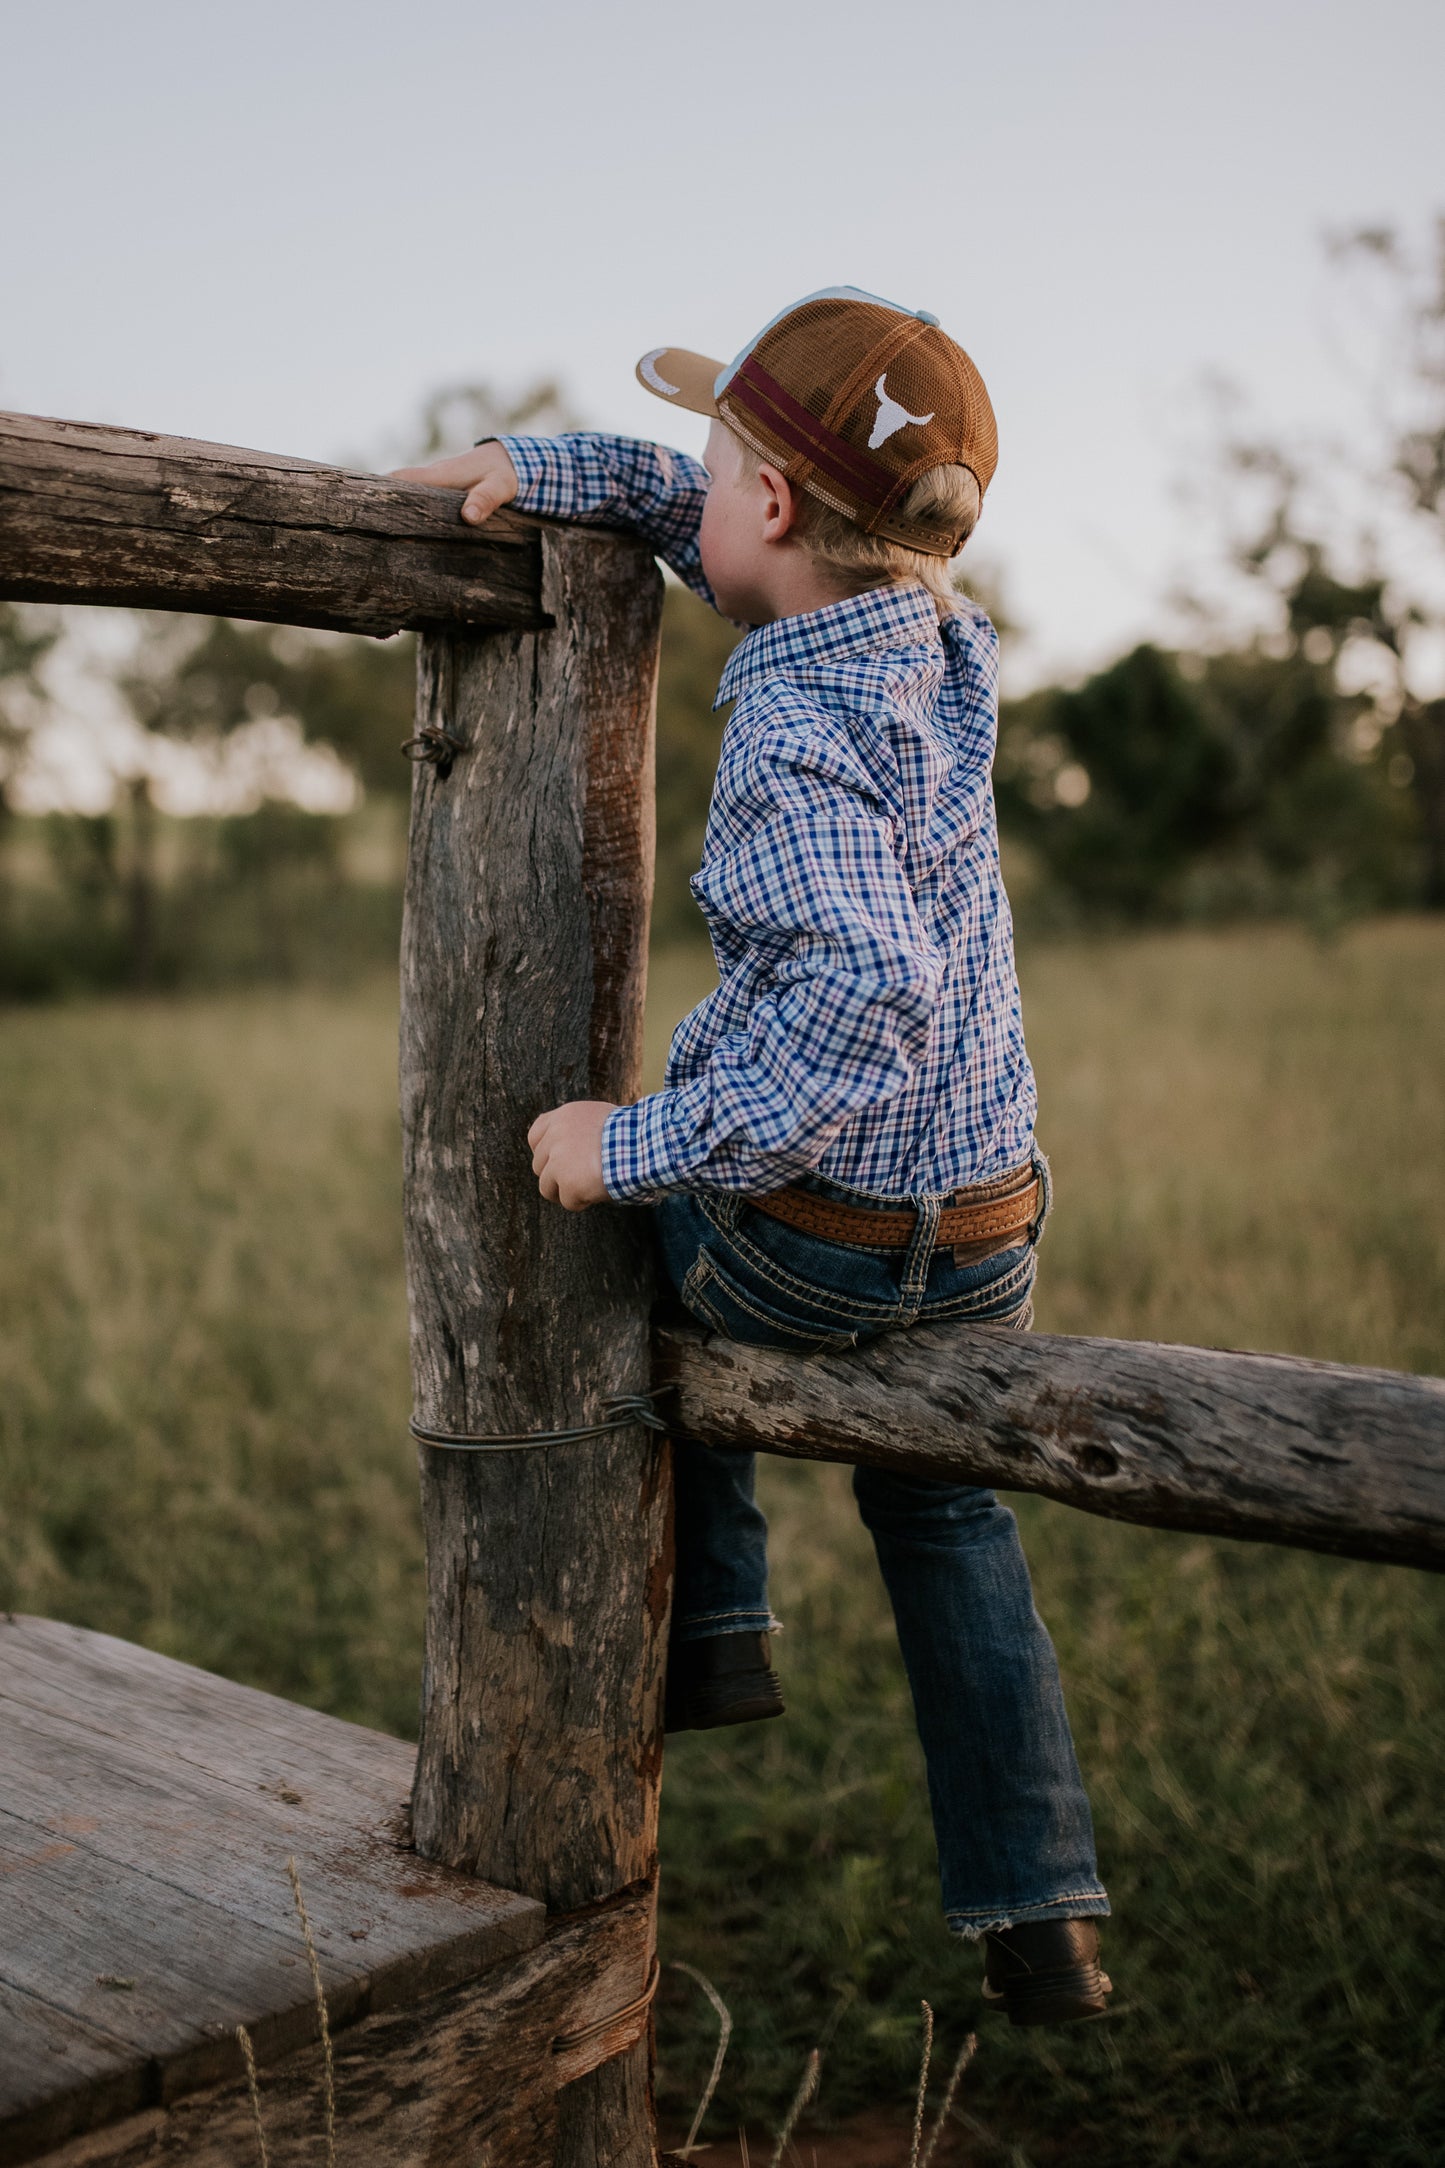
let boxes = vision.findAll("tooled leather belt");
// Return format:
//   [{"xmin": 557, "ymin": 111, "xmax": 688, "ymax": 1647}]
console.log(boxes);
[{"xmin": 747, "ymin": 1164, "xmax": 1041, "ymax": 1251}]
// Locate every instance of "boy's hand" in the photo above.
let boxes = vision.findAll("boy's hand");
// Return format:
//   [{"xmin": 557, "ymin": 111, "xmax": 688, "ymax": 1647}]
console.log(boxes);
[
  {"xmin": 389, "ymin": 441, "xmax": 519, "ymax": 526},
  {"xmin": 527, "ymin": 1101, "xmax": 618, "ymax": 1211}
]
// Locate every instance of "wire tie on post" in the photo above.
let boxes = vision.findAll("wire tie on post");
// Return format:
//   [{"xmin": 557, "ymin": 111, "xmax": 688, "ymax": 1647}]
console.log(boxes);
[
  {"xmin": 410, "ymin": 1392, "xmax": 670, "ymax": 1453},
  {"xmin": 552, "ymin": 1955, "xmax": 661, "ymax": 2056},
  {"xmin": 399, "ymin": 723, "xmax": 466, "ymax": 779}
]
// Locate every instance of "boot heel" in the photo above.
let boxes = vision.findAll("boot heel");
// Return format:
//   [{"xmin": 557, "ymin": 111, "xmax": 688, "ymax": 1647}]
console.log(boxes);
[
  {"xmin": 664, "ymin": 1632, "xmax": 785, "ymax": 1734},
  {"xmin": 982, "ymin": 1920, "xmax": 1112, "ymax": 2027}
]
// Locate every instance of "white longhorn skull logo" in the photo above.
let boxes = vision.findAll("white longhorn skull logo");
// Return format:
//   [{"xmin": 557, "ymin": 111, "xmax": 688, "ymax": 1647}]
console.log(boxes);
[{"xmin": 868, "ymin": 373, "xmax": 935, "ymax": 450}]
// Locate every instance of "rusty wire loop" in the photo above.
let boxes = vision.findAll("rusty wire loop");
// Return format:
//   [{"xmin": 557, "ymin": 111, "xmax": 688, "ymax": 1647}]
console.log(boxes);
[
  {"xmin": 399, "ymin": 723, "xmax": 466, "ymax": 776},
  {"xmin": 552, "ymin": 1955, "xmax": 661, "ymax": 2057}
]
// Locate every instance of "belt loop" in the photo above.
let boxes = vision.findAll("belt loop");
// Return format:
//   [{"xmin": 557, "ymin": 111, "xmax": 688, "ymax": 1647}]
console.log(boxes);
[
  {"xmin": 898, "ymin": 1194, "xmax": 943, "ymax": 1324},
  {"xmin": 1028, "ymin": 1142, "xmax": 1054, "ymax": 1246}
]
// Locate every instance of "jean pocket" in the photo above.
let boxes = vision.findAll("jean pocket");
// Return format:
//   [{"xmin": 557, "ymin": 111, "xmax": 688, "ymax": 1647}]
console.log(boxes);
[
  {"xmin": 680, "ymin": 1248, "xmax": 859, "ymax": 1354},
  {"xmin": 926, "ymin": 1243, "xmax": 1038, "ymax": 1327}
]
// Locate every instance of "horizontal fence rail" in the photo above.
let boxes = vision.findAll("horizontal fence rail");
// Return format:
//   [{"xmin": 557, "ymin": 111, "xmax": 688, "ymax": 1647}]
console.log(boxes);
[
  {"xmin": 655, "ymin": 1322, "xmax": 1445, "ymax": 1575},
  {"xmin": 0, "ymin": 409, "xmax": 548, "ymax": 636}
]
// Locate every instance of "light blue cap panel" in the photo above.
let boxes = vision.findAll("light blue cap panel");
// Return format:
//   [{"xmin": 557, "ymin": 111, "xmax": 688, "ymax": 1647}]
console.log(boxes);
[{"xmin": 713, "ymin": 287, "xmax": 942, "ymax": 399}]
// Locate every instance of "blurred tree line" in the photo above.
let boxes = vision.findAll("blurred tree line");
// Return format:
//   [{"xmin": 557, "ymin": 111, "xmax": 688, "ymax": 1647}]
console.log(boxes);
[
  {"xmin": 0, "ymin": 598, "xmax": 415, "ymax": 997},
  {"xmin": 997, "ymin": 220, "xmax": 1444, "ymax": 927},
  {"xmin": 1, "ymin": 219, "xmax": 1440, "ymax": 999}
]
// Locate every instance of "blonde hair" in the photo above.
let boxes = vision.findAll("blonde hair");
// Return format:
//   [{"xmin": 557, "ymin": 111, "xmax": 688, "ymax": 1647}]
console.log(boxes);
[{"xmin": 730, "ymin": 434, "xmax": 980, "ymax": 614}]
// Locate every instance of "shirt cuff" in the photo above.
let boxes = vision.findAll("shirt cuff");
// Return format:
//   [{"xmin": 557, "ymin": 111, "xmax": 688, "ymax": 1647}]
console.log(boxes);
[
  {"xmin": 601, "ymin": 1093, "xmax": 694, "ymax": 1202},
  {"xmin": 492, "ymin": 434, "xmax": 578, "ymax": 520}
]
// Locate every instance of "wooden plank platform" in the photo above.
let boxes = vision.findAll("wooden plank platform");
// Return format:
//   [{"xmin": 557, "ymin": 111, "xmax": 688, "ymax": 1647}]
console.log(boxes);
[{"xmin": 0, "ymin": 1618, "xmax": 657, "ymax": 2166}]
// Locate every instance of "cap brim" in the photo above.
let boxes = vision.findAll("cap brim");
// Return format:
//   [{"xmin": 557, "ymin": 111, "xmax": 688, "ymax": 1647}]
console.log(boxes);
[{"xmin": 635, "ymin": 347, "xmax": 723, "ymax": 416}]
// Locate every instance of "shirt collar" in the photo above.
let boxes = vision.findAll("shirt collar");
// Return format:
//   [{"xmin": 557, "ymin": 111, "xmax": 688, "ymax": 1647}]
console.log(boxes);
[{"xmin": 715, "ymin": 581, "xmax": 940, "ymax": 708}]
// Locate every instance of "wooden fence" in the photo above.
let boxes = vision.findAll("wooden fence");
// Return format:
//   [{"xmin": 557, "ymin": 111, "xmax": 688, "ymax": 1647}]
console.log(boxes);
[{"xmin": 2, "ymin": 407, "xmax": 1442, "ymax": 2167}]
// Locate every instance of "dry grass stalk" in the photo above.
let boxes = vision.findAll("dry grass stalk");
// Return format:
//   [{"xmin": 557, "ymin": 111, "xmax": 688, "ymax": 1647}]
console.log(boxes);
[
  {"xmin": 671, "ymin": 1960, "xmax": 734, "ymax": 2158},
  {"xmin": 907, "ymin": 2002, "xmax": 934, "ymax": 2168},
  {"xmin": 235, "ymin": 2024, "xmax": 270, "ymax": 2168},
  {"xmin": 768, "ymin": 2046, "xmax": 821, "ymax": 2168},
  {"xmin": 919, "ymin": 2032, "xmax": 976, "ymax": 2168},
  {"xmin": 287, "ymin": 1854, "xmax": 337, "ymax": 2168}
]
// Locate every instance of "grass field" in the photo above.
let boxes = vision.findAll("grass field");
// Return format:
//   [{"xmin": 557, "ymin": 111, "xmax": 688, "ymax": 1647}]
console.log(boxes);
[{"xmin": 3, "ymin": 919, "xmax": 1444, "ymax": 2163}]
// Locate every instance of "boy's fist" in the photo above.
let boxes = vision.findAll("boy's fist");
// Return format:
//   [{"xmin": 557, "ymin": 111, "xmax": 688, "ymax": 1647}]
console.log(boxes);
[
  {"xmin": 527, "ymin": 1101, "xmax": 617, "ymax": 1211},
  {"xmin": 389, "ymin": 441, "xmax": 519, "ymax": 526}
]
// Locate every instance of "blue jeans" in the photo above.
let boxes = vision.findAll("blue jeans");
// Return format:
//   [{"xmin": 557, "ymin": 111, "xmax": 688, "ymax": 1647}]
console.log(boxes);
[{"xmin": 653, "ymin": 1154, "xmax": 1108, "ymax": 1940}]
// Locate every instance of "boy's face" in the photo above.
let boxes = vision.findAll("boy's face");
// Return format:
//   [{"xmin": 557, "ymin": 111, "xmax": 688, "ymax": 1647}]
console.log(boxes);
[{"xmin": 698, "ymin": 421, "xmax": 787, "ymax": 625}]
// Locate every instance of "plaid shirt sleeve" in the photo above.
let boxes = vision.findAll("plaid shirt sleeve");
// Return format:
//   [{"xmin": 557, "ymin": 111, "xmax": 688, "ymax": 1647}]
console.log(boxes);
[
  {"xmin": 495, "ymin": 432, "xmax": 714, "ymax": 604},
  {"xmin": 600, "ymin": 699, "xmax": 945, "ymax": 1201}
]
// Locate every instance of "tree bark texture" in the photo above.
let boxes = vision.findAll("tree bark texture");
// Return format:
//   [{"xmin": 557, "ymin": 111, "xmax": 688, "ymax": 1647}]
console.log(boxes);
[
  {"xmin": 0, "ymin": 410, "xmax": 546, "ymax": 636},
  {"xmin": 400, "ymin": 527, "xmax": 667, "ymax": 2167},
  {"xmin": 656, "ymin": 1322, "xmax": 1445, "ymax": 1575}
]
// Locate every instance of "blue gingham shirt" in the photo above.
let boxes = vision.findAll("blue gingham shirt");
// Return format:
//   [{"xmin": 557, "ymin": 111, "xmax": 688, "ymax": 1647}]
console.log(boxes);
[{"xmin": 499, "ymin": 432, "xmax": 1038, "ymax": 1204}]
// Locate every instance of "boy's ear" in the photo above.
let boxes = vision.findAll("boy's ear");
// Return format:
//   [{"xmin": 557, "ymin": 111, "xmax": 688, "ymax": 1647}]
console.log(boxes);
[{"xmin": 757, "ymin": 461, "xmax": 801, "ymax": 544}]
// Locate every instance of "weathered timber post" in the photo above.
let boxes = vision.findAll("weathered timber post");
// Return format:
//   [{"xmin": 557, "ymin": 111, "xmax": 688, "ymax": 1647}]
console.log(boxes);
[{"xmin": 400, "ymin": 524, "xmax": 668, "ymax": 2168}]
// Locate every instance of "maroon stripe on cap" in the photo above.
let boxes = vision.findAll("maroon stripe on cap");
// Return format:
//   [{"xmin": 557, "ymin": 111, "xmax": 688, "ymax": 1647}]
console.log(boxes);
[
  {"xmin": 736, "ymin": 358, "xmax": 882, "ymax": 488},
  {"xmin": 728, "ymin": 355, "xmax": 892, "ymax": 508}
]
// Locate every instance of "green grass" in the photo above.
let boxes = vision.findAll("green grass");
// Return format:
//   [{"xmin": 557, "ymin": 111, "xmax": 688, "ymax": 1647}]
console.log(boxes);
[
  {"xmin": 3, "ymin": 920, "xmax": 1444, "ymax": 2163},
  {"xmin": 0, "ymin": 985, "xmax": 418, "ymax": 1731}
]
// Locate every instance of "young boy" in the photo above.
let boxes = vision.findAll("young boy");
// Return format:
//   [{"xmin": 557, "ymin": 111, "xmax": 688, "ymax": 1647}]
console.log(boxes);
[{"xmin": 395, "ymin": 289, "xmax": 1111, "ymax": 2026}]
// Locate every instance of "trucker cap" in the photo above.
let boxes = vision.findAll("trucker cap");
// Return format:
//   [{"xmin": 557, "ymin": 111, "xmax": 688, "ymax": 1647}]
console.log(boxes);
[{"xmin": 635, "ymin": 287, "xmax": 998, "ymax": 558}]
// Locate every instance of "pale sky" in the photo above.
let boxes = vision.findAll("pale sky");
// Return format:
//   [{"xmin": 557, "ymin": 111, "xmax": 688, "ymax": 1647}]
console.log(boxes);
[{"xmin": 4, "ymin": 0, "xmax": 1442, "ymax": 685}]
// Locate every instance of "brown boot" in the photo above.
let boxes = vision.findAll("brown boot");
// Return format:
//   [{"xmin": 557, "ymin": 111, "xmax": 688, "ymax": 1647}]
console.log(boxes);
[
  {"xmin": 981, "ymin": 1919, "xmax": 1112, "ymax": 2026},
  {"xmin": 664, "ymin": 1632, "xmax": 784, "ymax": 1733}
]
